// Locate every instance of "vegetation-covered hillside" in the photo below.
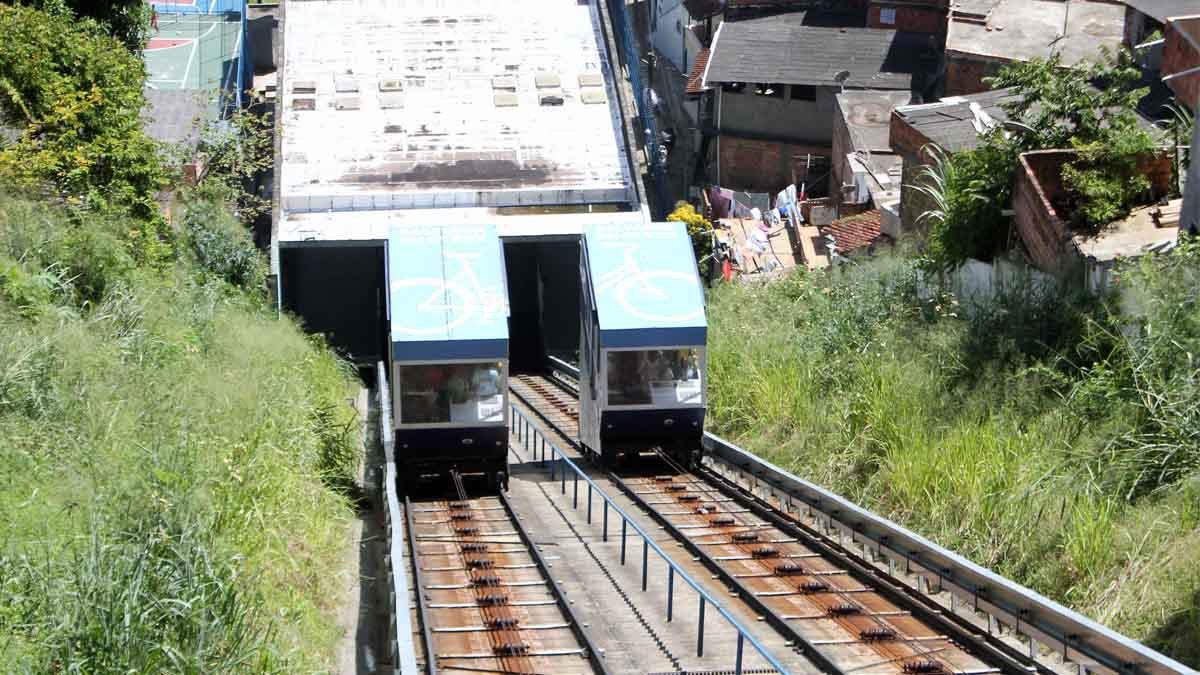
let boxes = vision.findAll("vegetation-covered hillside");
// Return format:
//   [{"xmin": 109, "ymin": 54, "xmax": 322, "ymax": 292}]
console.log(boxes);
[
  {"xmin": 706, "ymin": 250, "xmax": 1200, "ymax": 666},
  {"xmin": 0, "ymin": 4, "xmax": 359, "ymax": 671}
]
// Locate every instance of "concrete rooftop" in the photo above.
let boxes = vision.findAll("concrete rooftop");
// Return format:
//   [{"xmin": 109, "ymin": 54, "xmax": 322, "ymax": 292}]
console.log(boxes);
[
  {"xmin": 947, "ymin": 0, "xmax": 1125, "ymax": 68},
  {"xmin": 1074, "ymin": 199, "xmax": 1181, "ymax": 263},
  {"xmin": 280, "ymin": 0, "xmax": 633, "ymax": 216},
  {"xmin": 279, "ymin": 206, "xmax": 649, "ymax": 245}
]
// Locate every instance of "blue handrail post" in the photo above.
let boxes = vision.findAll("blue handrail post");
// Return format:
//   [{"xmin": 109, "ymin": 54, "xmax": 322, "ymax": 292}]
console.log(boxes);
[
  {"xmin": 736, "ymin": 633, "xmax": 745, "ymax": 675},
  {"xmin": 667, "ymin": 566, "xmax": 675, "ymax": 622},
  {"xmin": 697, "ymin": 597, "xmax": 706, "ymax": 657},
  {"xmin": 641, "ymin": 539, "xmax": 648, "ymax": 592},
  {"xmin": 621, "ymin": 517, "xmax": 628, "ymax": 564}
]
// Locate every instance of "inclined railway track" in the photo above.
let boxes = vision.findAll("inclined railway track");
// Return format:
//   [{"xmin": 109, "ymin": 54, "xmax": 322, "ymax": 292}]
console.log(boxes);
[
  {"xmin": 511, "ymin": 372, "xmax": 1040, "ymax": 675},
  {"xmin": 612, "ymin": 457, "xmax": 1036, "ymax": 675},
  {"xmin": 405, "ymin": 472, "xmax": 606, "ymax": 674}
]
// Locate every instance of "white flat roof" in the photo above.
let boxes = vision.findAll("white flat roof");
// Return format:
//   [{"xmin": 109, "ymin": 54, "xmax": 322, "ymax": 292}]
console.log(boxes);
[
  {"xmin": 279, "ymin": 206, "xmax": 651, "ymax": 244},
  {"xmin": 280, "ymin": 0, "xmax": 633, "ymax": 215}
]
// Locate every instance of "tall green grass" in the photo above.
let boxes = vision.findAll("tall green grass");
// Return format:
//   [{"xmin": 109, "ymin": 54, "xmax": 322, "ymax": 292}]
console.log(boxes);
[
  {"xmin": 0, "ymin": 194, "xmax": 358, "ymax": 672},
  {"xmin": 707, "ymin": 252, "xmax": 1200, "ymax": 666}
]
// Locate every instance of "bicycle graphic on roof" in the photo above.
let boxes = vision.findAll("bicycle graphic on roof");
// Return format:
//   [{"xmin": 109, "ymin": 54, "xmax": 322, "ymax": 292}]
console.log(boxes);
[
  {"xmin": 391, "ymin": 251, "xmax": 506, "ymax": 336},
  {"xmin": 594, "ymin": 243, "xmax": 703, "ymax": 324}
]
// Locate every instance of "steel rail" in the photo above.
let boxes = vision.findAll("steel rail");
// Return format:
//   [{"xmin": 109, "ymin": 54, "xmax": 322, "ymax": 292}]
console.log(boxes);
[
  {"xmin": 544, "ymin": 358, "xmax": 1194, "ymax": 675},
  {"xmin": 496, "ymin": 488, "xmax": 614, "ymax": 675},
  {"xmin": 404, "ymin": 495, "xmax": 440, "ymax": 675},
  {"xmin": 613, "ymin": 462, "xmax": 1045, "ymax": 675},
  {"xmin": 377, "ymin": 361, "xmax": 423, "ymax": 674},
  {"xmin": 702, "ymin": 435, "xmax": 1197, "ymax": 675},
  {"xmin": 508, "ymin": 402, "xmax": 791, "ymax": 675}
]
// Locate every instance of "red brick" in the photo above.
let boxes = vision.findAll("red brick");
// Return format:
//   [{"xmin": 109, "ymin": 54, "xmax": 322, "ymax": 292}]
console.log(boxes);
[
  {"xmin": 716, "ymin": 135, "xmax": 830, "ymax": 193},
  {"xmin": 868, "ymin": 3, "xmax": 946, "ymax": 34},
  {"xmin": 1163, "ymin": 19, "xmax": 1200, "ymax": 109}
]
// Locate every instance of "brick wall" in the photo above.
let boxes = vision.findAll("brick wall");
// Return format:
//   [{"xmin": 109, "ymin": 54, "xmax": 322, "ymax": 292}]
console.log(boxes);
[
  {"xmin": 1012, "ymin": 150, "xmax": 1176, "ymax": 273},
  {"xmin": 1163, "ymin": 19, "xmax": 1200, "ymax": 109},
  {"xmin": 888, "ymin": 109, "xmax": 934, "ymax": 158},
  {"xmin": 1012, "ymin": 151, "xmax": 1074, "ymax": 272},
  {"xmin": 944, "ymin": 53, "xmax": 1009, "ymax": 96},
  {"xmin": 868, "ymin": 3, "xmax": 946, "ymax": 35},
  {"xmin": 716, "ymin": 135, "xmax": 830, "ymax": 193}
]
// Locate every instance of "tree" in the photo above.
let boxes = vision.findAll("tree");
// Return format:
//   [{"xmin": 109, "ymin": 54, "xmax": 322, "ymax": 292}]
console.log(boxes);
[
  {"xmin": 913, "ymin": 52, "xmax": 1160, "ymax": 270},
  {"xmin": 0, "ymin": 4, "xmax": 168, "ymax": 260},
  {"xmin": 19, "ymin": 0, "xmax": 150, "ymax": 51},
  {"xmin": 989, "ymin": 51, "xmax": 1156, "ymax": 230}
]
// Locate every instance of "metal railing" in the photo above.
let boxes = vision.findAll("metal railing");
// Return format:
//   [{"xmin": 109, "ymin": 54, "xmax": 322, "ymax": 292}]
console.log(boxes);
[
  {"xmin": 537, "ymin": 358, "xmax": 1193, "ymax": 675},
  {"xmin": 377, "ymin": 362, "xmax": 421, "ymax": 674},
  {"xmin": 508, "ymin": 403, "xmax": 791, "ymax": 674},
  {"xmin": 702, "ymin": 433, "xmax": 1196, "ymax": 675}
]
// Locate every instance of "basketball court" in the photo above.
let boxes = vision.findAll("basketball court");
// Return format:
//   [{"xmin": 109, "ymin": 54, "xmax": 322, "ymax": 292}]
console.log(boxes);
[{"xmin": 144, "ymin": 11, "xmax": 243, "ymax": 93}]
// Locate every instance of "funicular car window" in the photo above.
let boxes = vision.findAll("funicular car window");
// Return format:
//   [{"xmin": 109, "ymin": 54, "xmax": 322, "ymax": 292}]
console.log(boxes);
[
  {"xmin": 606, "ymin": 349, "xmax": 702, "ymax": 406},
  {"xmin": 398, "ymin": 363, "xmax": 504, "ymax": 424}
]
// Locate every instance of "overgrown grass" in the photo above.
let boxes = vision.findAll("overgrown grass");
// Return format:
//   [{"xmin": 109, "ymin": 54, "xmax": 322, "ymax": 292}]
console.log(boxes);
[
  {"xmin": 707, "ymin": 252, "xmax": 1200, "ymax": 667},
  {"xmin": 0, "ymin": 193, "xmax": 358, "ymax": 672}
]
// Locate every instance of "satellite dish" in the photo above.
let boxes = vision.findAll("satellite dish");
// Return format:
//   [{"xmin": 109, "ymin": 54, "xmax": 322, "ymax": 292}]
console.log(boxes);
[{"xmin": 834, "ymin": 70, "xmax": 851, "ymax": 84}]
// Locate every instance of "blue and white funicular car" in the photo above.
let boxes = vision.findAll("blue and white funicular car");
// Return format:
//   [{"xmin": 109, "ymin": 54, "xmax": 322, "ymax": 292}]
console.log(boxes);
[
  {"xmin": 388, "ymin": 224, "xmax": 510, "ymax": 491},
  {"xmin": 578, "ymin": 222, "xmax": 708, "ymax": 466}
]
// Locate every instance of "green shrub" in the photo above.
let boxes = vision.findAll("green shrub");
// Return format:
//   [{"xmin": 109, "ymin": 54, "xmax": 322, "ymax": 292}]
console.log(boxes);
[
  {"xmin": 179, "ymin": 196, "xmax": 266, "ymax": 291},
  {"xmin": 0, "ymin": 190, "xmax": 358, "ymax": 671},
  {"xmin": 707, "ymin": 251, "xmax": 1200, "ymax": 666}
]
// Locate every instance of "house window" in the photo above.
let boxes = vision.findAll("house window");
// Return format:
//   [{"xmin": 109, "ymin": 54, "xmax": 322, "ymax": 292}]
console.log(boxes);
[
  {"xmin": 721, "ymin": 82, "xmax": 745, "ymax": 93},
  {"xmin": 790, "ymin": 85, "xmax": 817, "ymax": 101},
  {"xmin": 879, "ymin": 7, "xmax": 897, "ymax": 25},
  {"xmin": 754, "ymin": 83, "xmax": 785, "ymax": 98}
]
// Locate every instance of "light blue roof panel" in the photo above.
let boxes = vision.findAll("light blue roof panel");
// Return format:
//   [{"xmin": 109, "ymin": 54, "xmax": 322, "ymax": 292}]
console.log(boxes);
[
  {"xmin": 388, "ymin": 224, "xmax": 509, "ymax": 360},
  {"xmin": 584, "ymin": 222, "xmax": 706, "ymax": 347}
]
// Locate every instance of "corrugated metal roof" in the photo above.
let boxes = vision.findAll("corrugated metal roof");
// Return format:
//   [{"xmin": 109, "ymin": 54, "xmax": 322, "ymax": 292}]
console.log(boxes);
[{"xmin": 704, "ymin": 13, "xmax": 935, "ymax": 88}]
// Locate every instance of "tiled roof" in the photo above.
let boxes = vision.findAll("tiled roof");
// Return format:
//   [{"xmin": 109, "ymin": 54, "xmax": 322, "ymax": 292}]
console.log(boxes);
[
  {"xmin": 820, "ymin": 210, "xmax": 890, "ymax": 254},
  {"xmin": 686, "ymin": 48, "xmax": 711, "ymax": 95}
]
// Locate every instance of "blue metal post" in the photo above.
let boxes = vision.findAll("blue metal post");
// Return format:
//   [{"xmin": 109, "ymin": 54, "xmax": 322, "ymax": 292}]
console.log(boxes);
[
  {"xmin": 667, "ymin": 566, "xmax": 674, "ymax": 621},
  {"xmin": 602, "ymin": 501, "xmax": 608, "ymax": 542},
  {"xmin": 620, "ymin": 518, "xmax": 627, "ymax": 564},
  {"xmin": 587, "ymin": 484, "xmax": 593, "ymax": 523},
  {"xmin": 736, "ymin": 633, "xmax": 744, "ymax": 674},
  {"xmin": 641, "ymin": 539, "xmax": 648, "ymax": 592},
  {"xmin": 573, "ymin": 472, "xmax": 579, "ymax": 509},
  {"xmin": 698, "ymin": 597, "xmax": 706, "ymax": 657}
]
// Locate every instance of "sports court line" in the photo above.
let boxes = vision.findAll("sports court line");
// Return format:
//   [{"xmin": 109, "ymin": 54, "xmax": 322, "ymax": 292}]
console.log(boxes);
[
  {"xmin": 146, "ymin": 37, "xmax": 193, "ymax": 50},
  {"xmin": 179, "ymin": 20, "xmax": 220, "ymax": 90}
]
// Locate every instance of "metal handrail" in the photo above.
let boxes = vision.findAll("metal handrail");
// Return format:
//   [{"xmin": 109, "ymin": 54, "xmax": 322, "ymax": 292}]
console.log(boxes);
[
  {"xmin": 535, "ymin": 360, "xmax": 1193, "ymax": 674},
  {"xmin": 377, "ymin": 362, "xmax": 422, "ymax": 674},
  {"xmin": 509, "ymin": 403, "xmax": 791, "ymax": 675},
  {"xmin": 702, "ymin": 433, "xmax": 1196, "ymax": 675}
]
